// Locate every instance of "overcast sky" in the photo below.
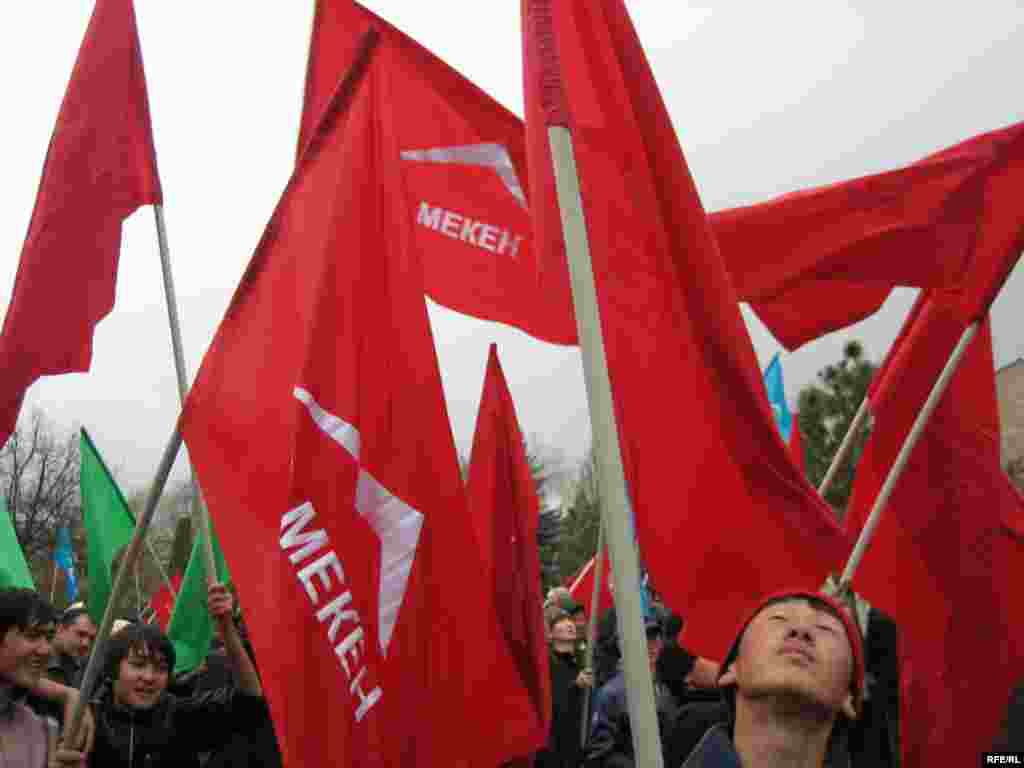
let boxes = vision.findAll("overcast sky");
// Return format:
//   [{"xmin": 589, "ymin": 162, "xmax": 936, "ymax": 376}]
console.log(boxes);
[{"xmin": 1, "ymin": 2, "xmax": 1021, "ymax": 493}]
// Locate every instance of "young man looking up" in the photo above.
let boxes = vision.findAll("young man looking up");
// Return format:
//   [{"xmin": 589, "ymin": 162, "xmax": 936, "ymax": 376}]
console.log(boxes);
[{"xmin": 681, "ymin": 591, "xmax": 864, "ymax": 768}]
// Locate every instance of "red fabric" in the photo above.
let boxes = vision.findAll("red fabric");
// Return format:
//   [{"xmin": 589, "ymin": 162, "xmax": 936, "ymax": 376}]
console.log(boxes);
[
  {"xmin": 567, "ymin": 552, "xmax": 613, "ymax": 619},
  {"xmin": 788, "ymin": 412, "xmax": 806, "ymax": 476},
  {"xmin": 181, "ymin": 36, "xmax": 497, "ymax": 767},
  {"xmin": 522, "ymin": 0, "xmax": 850, "ymax": 661},
  {"xmin": 298, "ymin": 4, "xmax": 1023, "ymax": 353},
  {"xmin": 298, "ymin": 0, "xmax": 576, "ymax": 346},
  {"xmin": 465, "ymin": 345, "xmax": 551, "ymax": 761},
  {"xmin": 713, "ymin": 121, "xmax": 1024, "ymax": 348},
  {"xmin": 148, "ymin": 571, "xmax": 183, "ymax": 630},
  {"xmin": 0, "ymin": 0, "xmax": 161, "ymax": 446},
  {"xmin": 845, "ymin": 296, "xmax": 1024, "ymax": 765}
]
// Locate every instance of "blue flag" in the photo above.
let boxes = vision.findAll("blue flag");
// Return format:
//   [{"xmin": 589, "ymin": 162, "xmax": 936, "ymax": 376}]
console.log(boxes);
[
  {"xmin": 763, "ymin": 353, "xmax": 793, "ymax": 443},
  {"xmin": 53, "ymin": 525, "xmax": 78, "ymax": 603}
]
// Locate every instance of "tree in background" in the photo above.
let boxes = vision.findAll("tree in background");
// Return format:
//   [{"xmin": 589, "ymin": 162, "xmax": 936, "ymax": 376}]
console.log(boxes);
[
  {"xmin": 0, "ymin": 412, "xmax": 82, "ymax": 591},
  {"xmin": 557, "ymin": 450, "xmax": 601, "ymax": 585},
  {"xmin": 525, "ymin": 441, "xmax": 563, "ymax": 591},
  {"xmin": 797, "ymin": 341, "xmax": 876, "ymax": 514}
]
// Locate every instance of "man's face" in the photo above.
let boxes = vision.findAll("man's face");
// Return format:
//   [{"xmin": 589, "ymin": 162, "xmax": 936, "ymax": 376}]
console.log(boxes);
[
  {"xmin": 550, "ymin": 617, "xmax": 577, "ymax": 645},
  {"xmin": 721, "ymin": 598, "xmax": 856, "ymax": 718},
  {"xmin": 55, "ymin": 615, "xmax": 97, "ymax": 659},
  {"xmin": 113, "ymin": 647, "xmax": 170, "ymax": 710},
  {"xmin": 0, "ymin": 622, "xmax": 54, "ymax": 689}
]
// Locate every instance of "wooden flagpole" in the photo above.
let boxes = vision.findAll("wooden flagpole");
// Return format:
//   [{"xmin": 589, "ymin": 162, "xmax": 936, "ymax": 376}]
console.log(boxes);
[
  {"xmin": 838, "ymin": 322, "xmax": 979, "ymax": 588},
  {"xmin": 547, "ymin": 124, "xmax": 664, "ymax": 767},
  {"xmin": 580, "ymin": 520, "xmax": 605, "ymax": 748}
]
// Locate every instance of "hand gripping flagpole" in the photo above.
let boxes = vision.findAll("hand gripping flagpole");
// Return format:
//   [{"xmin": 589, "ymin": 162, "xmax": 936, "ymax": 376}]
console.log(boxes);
[
  {"xmin": 838, "ymin": 322, "xmax": 979, "ymax": 589},
  {"xmin": 63, "ymin": 430, "xmax": 184, "ymax": 749},
  {"xmin": 548, "ymin": 125, "xmax": 665, "ymax": 767},
  {"xmin": 580, "ymin": 520, "xmax": 605, "ymax": 748},
  {"xmin": 153, "ymin": 205, "xmax": 218, "ymax": 583}
]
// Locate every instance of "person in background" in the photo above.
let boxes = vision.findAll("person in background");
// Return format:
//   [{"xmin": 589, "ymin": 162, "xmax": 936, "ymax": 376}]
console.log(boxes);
[
  {"xmin": 0, "ymin": 588, "xmax": 92, "ymax": 767},
  {"xmin": 585, "ymin": 618, "xmax": 676, "ymax": 768},
  {"xmin": 657, "ymin": 612, "xmax": 721, "ymax": 710},
  {"xmin": 536, "ymin": 610, "xmax": 592, "ymax": 768}
]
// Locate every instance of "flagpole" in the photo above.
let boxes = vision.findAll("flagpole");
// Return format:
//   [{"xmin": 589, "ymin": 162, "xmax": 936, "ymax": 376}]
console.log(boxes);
[
  {"xmin": 153, "ymin": 204, "xmax": 218, "ymax": 583},
  {"xmin": 547, "ymin": 125, "xmax": 664, "ymax": 768},
  {"xmin": 817, "ymin": 397, "xmax": 870, "ymax": 497},
  {"xmin": 63, "ymin": 429, "xmax": 184, "ymax": 749},
  {"xmin": 839, "ymin": 322, "xmax": 978, "ymax": 589},
  {"xmin": 580, "ymin": 520, "xmax": 605, "ymax": 748},
  {"xmin": 50, "ymin": 560, "xmax": 59, "ymax": 603}
]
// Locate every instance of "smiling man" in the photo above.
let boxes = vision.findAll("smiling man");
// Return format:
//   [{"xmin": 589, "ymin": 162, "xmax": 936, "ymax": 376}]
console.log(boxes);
[
  {"xmin": 87, "ymin": 583, "xmax": 266, "ymax": 768},
  {"xmin": 681, "ymin": 591, "xmax": 865, "ymax": 768},
  {"xmin": 0, "ymin": 588, "xmax": 89, "ymax": 767}
]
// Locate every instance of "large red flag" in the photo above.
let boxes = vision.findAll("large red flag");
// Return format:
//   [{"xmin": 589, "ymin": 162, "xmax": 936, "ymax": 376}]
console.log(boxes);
[
  {"xmin": 521, "ymin": 0, "xmax": 850, "ymax": 660},
  {"xmin": 465, "ymin": 344, "xmax": 551, "ymax": 761},
  {"xmin": 299, "ymin": 2, "xmax": 1023, "ymax": 353},
  {"xmin": 0, "ymin": 0, "xmax": 161, "ymax": 445},
  {"xmin": 711, "ymin": 122, "xmax": 1024, "ymax": 348},
  {"xmin": 299, "ymin": 0, "xmax": 576, "ymax": 346},
  {"xmin": 181, "ymin": 33, "xmax": 496, "ymax": 767},
  {"xmin": 845, "ymin": 295, "xmax": 1024, "ymax": 764}
]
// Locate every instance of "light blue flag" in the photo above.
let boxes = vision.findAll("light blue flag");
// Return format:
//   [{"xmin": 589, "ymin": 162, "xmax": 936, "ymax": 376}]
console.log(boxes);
[
  {"xmin": 763, "ymin": 353, "xmax": 793, "ymax": 443},
  {"xmin": 53, "ymin": 525, "xmax": 79, "ymax": 603}
]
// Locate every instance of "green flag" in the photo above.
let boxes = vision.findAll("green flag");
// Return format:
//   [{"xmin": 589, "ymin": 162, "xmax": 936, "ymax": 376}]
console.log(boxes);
[
  {"xmin": 0, "ymin": 495, "xmax": 34, "ymax": 589},
  {"xmin": 80, "ymin": 429, "xmax": 136, "ymax": 623},
  {"xmin": 167, "ymin": 518, "xmax": 230, "ymax": 673}
]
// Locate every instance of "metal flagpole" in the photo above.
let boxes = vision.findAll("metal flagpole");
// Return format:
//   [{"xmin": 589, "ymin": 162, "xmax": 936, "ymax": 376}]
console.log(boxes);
[
  {"xmin": 580, "ymin": 520, "xmax": 605, "ymax": 748},
  {"xmin": 839, "ymin": 322, "xmax": 979, "ymax": 589},
  {"xmin": 817, "ymin": 397, "xmax": 870, "ymax": 497},
  {"xmin": 548, "ymin": 124, "xmax": 664, "ymax": 768},
  {"xmin": 63, "ymin": 429, "xmax": 184, "ymax": 748},
  {"xmin": 153, "ymin": 204, "xmax": 217, "ymax": 582}
]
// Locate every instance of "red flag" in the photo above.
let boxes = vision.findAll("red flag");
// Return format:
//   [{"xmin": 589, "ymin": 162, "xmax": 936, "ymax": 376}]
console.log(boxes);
[
  {"xmin": 0, "ymin": 0, "xmax": 161, "ymax": 445},
  {"xmin": 465, "ymin": 345, "xmax": 551, "ymax": 761},
  {"xmin": 713, "ymin": 121, "xmax": 1024, "ymax": 348},
  {"xmin": 299, "ymin": 0, "xmax": 576, "ymax": 346},
  {"xmin": 182, "ymin": 33, "xmax": 495, "ymax": 767},
  {"xmin": 845, "ymin": 295, "xmax": 1024, "ymax": 764},
  {"xmin": 148, "ymin": 571, "xmax": 183, "ymax": 630},
  {"xmin": 567, "ymin": 552, "xmax": 613, "ymax": 620},
  {"xmin": 521, "ymin": 0, "xmax": 850, "ymax": 660}
]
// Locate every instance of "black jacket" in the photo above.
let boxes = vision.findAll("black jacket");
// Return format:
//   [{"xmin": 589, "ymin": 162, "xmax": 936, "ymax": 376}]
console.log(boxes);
[
  {"xmin": 536, "ymin": 650, "xmax": 586, "ymax": 768},
  {"xmin": 994, "ymin": 680, "xmax": 1024, "ymax": 750},
  {"xmin": 584, "ymin": 671, "xmax": 677, "ymax": 768},
  {"xmin": 679, "ymin": 723, "xmax": 852, "ymax": 768},
  {"xmin": 88, "ymin": 685, "xmax": 267, "ymax": 768}
]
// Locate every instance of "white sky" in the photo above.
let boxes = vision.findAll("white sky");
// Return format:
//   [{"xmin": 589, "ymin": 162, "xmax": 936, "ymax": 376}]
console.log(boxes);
[{"xmin": 1, "ymin": 2, "xmax": 1021, "ymax": 493}]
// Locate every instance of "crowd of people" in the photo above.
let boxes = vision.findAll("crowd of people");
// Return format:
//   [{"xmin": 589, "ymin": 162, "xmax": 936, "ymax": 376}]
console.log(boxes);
[
  {"xmin": 0, "ymin": 584, "xmax": 280, "ymax": 768},
  {"xmin": 537, "ymin": 582, "xmax": 1022, "ymax": 767},
  {"xmin": 1, "ymin": 579, "xmax": 1021, "ymax": 766}
]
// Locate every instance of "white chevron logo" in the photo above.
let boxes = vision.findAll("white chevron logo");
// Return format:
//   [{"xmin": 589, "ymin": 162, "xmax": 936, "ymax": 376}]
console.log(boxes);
[
  {"xmin": 400, "ymin": 142, "xmax": 527, "ymax": 208},
  {"xmin": 294, "ymin": 387, "xmax": 424, "ymax": 655}
]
